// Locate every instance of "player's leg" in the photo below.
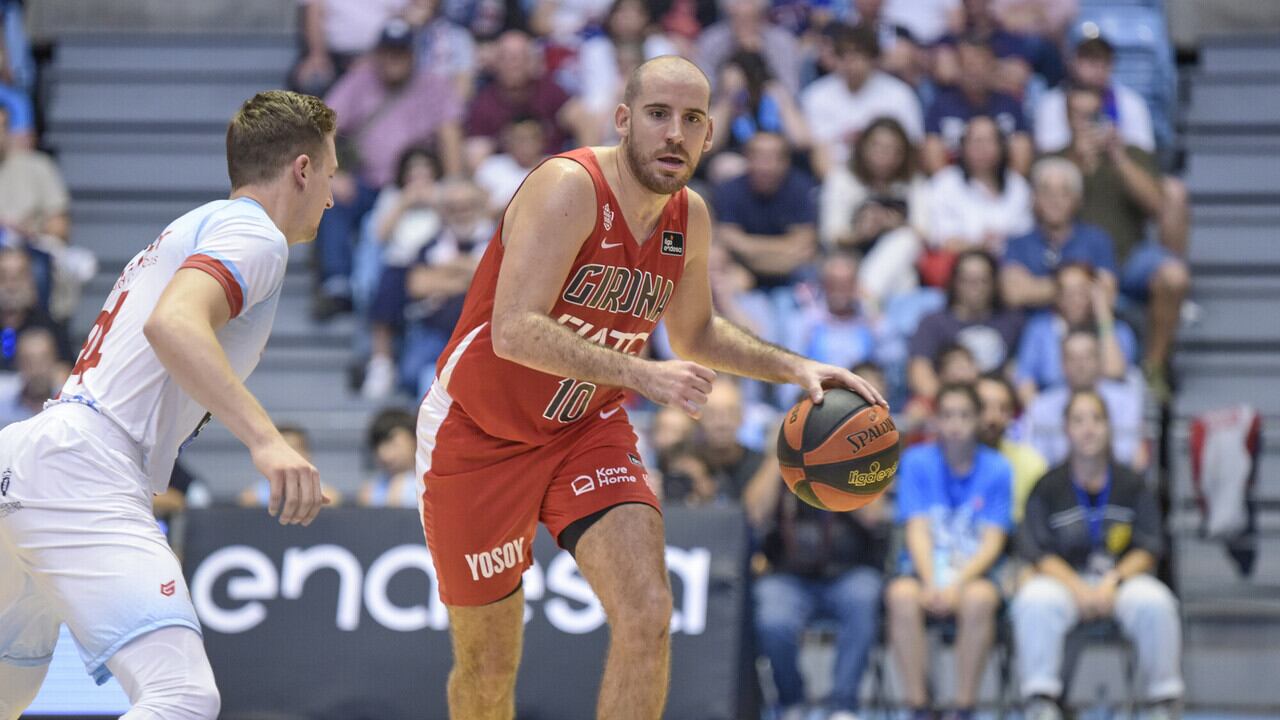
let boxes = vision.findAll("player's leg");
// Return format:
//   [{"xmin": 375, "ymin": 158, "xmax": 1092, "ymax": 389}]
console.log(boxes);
[
  {"xmin": 0, "ymin": 408, "xmax": 208, "ymax": 716},
  {"xmin": 571, "ymin": 504, "xmax": 673, "ymax": 720},
  {"xmin": 952, "ymin": 578, "xmax": 1000, "ymax": 710},
  {"xmin": 105, "ymin": 626, "xmax": 219, "ymax": 720},
  {"xmin": 0, "ymin": 662, "xmax": 49, "ymax": 720},
  {"xmin": 416, "ymin": 385, "xmax": 545, "ymax": 720},
  {"xmin": 0, "ymin": 422, "xmax": 65, "ymax": 719},
  {"xmin": 0, "ymin": 547, "xmax": 58, "ymax": 720},
  {"xmin": 445, "ymin": 587, "xmax": 526, "ymax": 720},
  {"xmin": 885, "ymin": 576, "xmax": 930, "ymax": 710}
]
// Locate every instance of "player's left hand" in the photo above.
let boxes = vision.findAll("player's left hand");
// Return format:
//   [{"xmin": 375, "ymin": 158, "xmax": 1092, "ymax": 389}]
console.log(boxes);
[{"xmin": 794, "ymin": 359, "xmax": 888, "ymax": 408}]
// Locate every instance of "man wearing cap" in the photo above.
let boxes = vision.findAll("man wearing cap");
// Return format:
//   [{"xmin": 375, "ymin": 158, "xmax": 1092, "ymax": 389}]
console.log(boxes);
[{"xmin": 313, "ymin": 18, "xmax": 464, "ymax": 319}]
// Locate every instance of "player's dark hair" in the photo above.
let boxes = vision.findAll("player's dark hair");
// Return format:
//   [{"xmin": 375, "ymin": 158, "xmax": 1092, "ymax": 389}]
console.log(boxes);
[
  {"xmin": 226, "ymin": 90, "xmax": 336, "ymax": 189},
  {"xmin": 369, "ymin": 408, "xmax": 416, "ymax": 450}
]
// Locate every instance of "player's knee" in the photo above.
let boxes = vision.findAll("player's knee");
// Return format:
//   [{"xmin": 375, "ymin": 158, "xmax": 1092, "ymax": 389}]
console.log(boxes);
[
  {"xmin": 182, "ymin": 682, "xmax": 221, "ymax": 720},
  {"xmin": 611, "ymin": 584, "xmax": 673, "ymax": 644}
]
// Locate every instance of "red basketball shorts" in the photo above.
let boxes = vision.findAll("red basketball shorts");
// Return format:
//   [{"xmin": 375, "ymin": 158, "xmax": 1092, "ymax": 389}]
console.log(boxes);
[{"xmin": 415, "ymin": 381, "xmax": 660, "ymax": 606}]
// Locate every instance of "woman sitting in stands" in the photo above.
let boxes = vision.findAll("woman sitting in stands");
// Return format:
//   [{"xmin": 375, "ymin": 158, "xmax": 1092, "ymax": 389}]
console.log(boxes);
[{"xmin": 1012, "ymin": 388, "xmax": 1183, "ymax": 720}]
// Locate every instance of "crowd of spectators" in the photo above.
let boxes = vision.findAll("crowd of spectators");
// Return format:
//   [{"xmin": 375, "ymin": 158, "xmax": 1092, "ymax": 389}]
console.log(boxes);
[{"xmin": 0, "ymin": 1, "xmax": 1193, "ymax": 717}]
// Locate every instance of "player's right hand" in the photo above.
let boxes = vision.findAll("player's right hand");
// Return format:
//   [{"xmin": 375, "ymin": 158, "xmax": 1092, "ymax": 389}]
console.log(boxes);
[
  {"xmin": 636, "ymin": 360, "xmax": 716, "ymax": 418},
  {"xmin": 252, "ymin": 438, "xmax": 327, "ymax": 526}
]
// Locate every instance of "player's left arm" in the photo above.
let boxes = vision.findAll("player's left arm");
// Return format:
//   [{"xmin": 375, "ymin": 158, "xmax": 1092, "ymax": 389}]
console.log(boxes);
[{"xmin": 664, "ymin": 191, "xmax": 886, "ymax": 407}]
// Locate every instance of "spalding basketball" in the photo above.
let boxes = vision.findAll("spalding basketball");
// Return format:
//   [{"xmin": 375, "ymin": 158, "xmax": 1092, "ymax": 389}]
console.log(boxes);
[{"xmin": 776, "ymin": 388, "xmax": 900, "ymax": 511}]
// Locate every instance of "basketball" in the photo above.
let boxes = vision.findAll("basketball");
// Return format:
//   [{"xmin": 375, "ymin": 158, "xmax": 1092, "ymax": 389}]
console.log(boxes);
[{"xmin": 776, "ymin": 388, "xmax": 900, "ymax": 511}]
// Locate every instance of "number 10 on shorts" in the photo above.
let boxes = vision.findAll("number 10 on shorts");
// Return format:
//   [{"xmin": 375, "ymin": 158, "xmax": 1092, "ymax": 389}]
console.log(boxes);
[{"xmin": 542, "ymin": 378, "xmax": 597, "ymax": 423}]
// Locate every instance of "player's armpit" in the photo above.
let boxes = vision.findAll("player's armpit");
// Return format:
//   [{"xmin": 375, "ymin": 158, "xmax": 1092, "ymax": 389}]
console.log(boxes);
[
  {"xmin": 662, "ymin": 189, "xmax": 715, "ymax": 358},
  {"xmin": 491, "ymin": 158, "xmax": 597, "ymax": 356}
]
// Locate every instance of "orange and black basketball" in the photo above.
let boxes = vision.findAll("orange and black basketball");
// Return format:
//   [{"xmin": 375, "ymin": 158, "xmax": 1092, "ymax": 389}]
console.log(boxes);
[{"xmin": 776, "ymin": 388, "xmax": 900, "ymax": 511}]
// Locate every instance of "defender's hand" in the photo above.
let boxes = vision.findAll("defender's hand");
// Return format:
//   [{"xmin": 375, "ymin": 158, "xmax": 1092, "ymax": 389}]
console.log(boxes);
[
  {"xmin": 793, "ymin": 359, "xmax": 887, "ymax": 408},
  {"xmin": 252, "ymin": 438, "xmax": 328, "ymax": 526},
  {"xmin": 636, "ymin": 360, "xmax": 716, "ymax": 418}
]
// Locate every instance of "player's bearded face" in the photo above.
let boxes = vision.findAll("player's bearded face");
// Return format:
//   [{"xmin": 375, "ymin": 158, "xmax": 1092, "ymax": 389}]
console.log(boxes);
[{"xmin": 623, "ymin": 118, "xmax": 698, "ymax": 195}]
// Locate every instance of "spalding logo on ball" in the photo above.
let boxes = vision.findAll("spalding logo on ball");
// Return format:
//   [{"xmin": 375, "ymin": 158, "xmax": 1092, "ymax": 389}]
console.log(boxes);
[{"xmin": 776, "ymin": 387, "xmax": 900, "ymax": 511}]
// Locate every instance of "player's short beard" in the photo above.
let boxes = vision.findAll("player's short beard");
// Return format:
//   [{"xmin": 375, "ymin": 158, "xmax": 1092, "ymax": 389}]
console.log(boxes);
[{"xmin": 622, "ymin": 128, "xmax": 692, "ymax": 195}]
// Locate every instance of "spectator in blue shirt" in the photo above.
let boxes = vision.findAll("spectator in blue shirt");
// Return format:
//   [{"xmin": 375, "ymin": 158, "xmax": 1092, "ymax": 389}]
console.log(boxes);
[
  {"xmin": 1002, "ymin": 157, "xmax": 1117, "ymax": 311},
  {"xmin": 887, "ymin": 382, "xmax": 1012, "ymax": 720},
  {"xmin": 713, "ymin": 131, "xmax": 818, "ymax": 290},
  {"xmin": 923, "ymin": 34, "xmax": 1032, "ymax": 176},
  {"xmin": 1014, "ymin": 263, "xmax": 1137, "ymax": 401},
  {"xmin": 713, "ymin": 131, "xmax": 818, "ymax": 376}
]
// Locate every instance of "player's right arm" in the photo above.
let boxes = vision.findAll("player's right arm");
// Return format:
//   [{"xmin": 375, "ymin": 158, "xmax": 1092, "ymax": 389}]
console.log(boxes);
[
  {"xmin": 144, "ymin": 269, "xmax": 324, "ymax": 526},
  {"xmin": 490, "ymin": 158, "xmax": 715, "ymax": 416}
]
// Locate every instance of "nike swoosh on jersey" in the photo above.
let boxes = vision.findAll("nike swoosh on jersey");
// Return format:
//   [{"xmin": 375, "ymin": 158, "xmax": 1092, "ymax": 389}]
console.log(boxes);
[
  {"xmin": 599, "ymin": 406, "xmax": 621, "ymax": 419},
  {"xmin": 601, "ymin": 239, "xmax": 623, "ymax": 249}
]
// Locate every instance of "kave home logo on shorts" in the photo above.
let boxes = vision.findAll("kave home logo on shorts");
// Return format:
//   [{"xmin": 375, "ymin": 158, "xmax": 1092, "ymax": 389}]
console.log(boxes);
[
  {"xmin": 190, "ymin": 541, "xmax": 711, "ymax": 636},
  {"xmin": 571, "ymin": 465, "xmax": 639, "ymax": 496}
]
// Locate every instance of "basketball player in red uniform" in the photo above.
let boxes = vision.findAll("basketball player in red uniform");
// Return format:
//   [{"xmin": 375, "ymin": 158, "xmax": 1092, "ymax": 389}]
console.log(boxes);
[{"xmin": 417, "ymin": 56, "xmax": 886, "ymax": 719}]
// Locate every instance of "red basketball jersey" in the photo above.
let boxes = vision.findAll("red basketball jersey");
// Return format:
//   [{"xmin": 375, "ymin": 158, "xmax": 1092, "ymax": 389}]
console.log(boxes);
[{"xmin": 432, "ymin": 147, "xmax": 689, "ymax": 445}]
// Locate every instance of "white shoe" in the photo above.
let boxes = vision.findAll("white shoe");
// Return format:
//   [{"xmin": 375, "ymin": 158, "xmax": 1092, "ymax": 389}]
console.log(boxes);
[{"xmin": 361, "ymin": 355, "xmax": 397, "ymax": 400}]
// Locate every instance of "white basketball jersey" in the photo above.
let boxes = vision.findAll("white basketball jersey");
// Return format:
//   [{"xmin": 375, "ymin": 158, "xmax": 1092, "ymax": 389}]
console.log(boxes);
[{"xmin": 54, "ymin": 197, "xmax": 289, "ymax": 492}]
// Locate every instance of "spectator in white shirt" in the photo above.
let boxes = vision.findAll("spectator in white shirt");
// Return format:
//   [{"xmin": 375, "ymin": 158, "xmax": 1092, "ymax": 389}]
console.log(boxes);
[
  {"xmin": 1033, "ymin": 36, "xmax": 1153, "ymax": 154},
  {"xmin": 819, "ymin": 116, "xmax": 930, "ymax": 303},
  {"xmin": 474, "ymin": 116, "xmax": 546, "ymax": 220},
  {"xmin": 926, "ymin": 115, "xmax": 1032, "ymax": 258},
  {"xmin": 801, "ymin": 23, "xmax": 923, "ymax": 178},
  {"xmin": 1020, "ymin": 328, "xmax": 1147, "ymax": 470}
]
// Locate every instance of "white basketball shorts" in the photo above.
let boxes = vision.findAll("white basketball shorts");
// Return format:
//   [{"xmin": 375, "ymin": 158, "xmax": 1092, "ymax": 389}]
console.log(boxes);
[{"xmin": 0, "ymin": 401, "xmax": 200, "ymax": 684}]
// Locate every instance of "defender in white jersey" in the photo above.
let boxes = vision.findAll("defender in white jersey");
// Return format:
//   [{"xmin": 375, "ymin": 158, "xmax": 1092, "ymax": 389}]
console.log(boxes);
[{"xmin": 0, "ymin": 91, "xmax": 338, "ymax": 720}]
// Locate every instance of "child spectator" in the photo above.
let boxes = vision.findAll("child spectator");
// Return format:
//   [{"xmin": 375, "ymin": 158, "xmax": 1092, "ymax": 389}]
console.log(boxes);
[
  {"xmin": 356, "ymin": 408, "xmax": 420, "ymax": 507},
  {"xmin": 887, "ymin": 382, "xmax": 1012, "ymax": 720}
]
